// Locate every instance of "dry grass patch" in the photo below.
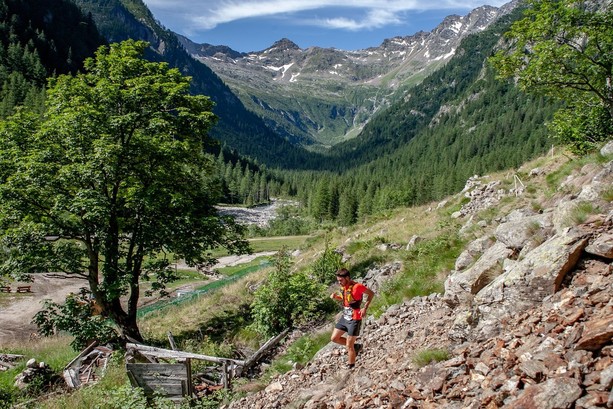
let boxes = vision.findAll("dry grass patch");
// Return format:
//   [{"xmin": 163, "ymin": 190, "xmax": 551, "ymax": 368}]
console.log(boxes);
[{"xmin": 139, "ymin": 266, "xmax": 271, "ymax": 341}]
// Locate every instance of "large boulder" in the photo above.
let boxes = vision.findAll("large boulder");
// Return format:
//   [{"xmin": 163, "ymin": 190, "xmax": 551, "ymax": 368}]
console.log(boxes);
[
  {"xmin": 577, "ymin": 161, "xmax": 613, "ymax": 202},
  {"xmin": 494, "ymin": 212, "xmax": 553, "ymax": 250},
  {"xmin": 474, "ymin": 228, "xmax": 590, "ymax": 335},
  {"xmin": 601, "ymin": 140, "xmax": 613, "ymax": 156},
  {"xmin": 454, "ymin": 235, "xmax": 496, "ymax": 271},
  {"xmin": 362, "ymin": 262, "xmax": 402, "ymax": 294},
  {"xmin": 585, "ymin": 232, "xmax": 613, "ymax": 259},
  {"xmin": 444, "ymin": 242, "xmax": 514, "ymax": 307},
  {"xmin": 504, "ymin": 378, "xmax": 582, "ymax": 409}
]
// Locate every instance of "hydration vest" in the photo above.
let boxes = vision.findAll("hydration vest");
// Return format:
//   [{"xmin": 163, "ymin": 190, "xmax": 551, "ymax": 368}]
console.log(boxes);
[{"xmin": 341, "ymin": 283, "xmax": 362, "ymax": 320}]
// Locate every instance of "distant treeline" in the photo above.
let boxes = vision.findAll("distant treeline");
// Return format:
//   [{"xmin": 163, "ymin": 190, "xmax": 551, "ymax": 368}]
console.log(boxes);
[{"xmin": 0, "ymin": 0, "xmax": 104, "ymax": 117}]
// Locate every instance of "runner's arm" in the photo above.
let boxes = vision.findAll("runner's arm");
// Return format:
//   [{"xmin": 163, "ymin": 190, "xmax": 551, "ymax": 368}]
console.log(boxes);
[{"xmin": 360, "ymin": 287, "xmax": 375, "ymax": 315}]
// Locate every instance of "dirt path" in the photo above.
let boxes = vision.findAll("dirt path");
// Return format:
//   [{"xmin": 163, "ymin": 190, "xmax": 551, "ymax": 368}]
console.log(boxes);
[
  {"xmin": 0, "ymin": 273, "xmax": 86, "ymax": 346},
  {"xmin": 205, "ymin": 251, "xmax": 277, "ymax": 269}
]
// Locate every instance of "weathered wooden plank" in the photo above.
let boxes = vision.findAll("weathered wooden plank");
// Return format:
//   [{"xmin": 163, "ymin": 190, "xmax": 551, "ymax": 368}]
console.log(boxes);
[
  {"xmin": 243, "ymin": 329, "xmax": 289, "ymax": 371},
  {"xmin": 221, "ymin": 360, "xmax": 228, "ymax": 389},
  {"xmin": 126, "ymin": 362, "xmax": 191, "ymax": 398},
  {"xmin": 127, "ymin": 363, "xmax": 187, "ymax": 376},
  {"xmin": 64, "ymin": 342, "xmax": 97, "ymax": 370},
  {"xmin": 168, "ymin": 331, "xmax": 178, "ymax": 351},
  {"xmin": 126, "ymin": 343, "xmax": 244, "ymax": 366},
  {"xmin": 184, "ymin": 359, "xmax": 193, "ymax": 396},
  {"xmin": 132, "ymin": 376, "xmax": 185, "ymax": 384},
  {"xmin": 141, "ymin": 381, "xmax": 185, "ymax": 396},
  {"xmin": 63, "ymin": 342, "xmax": 99, "ymax": 388},
  {"xmin": 63, "ymin": 368, "xmax": 79, "ymax": 389}
]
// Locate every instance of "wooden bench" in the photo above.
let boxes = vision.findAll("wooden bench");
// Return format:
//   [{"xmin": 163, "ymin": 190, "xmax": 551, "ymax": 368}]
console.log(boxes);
[
  {"xmin": 16, "ymin": 286, "xmax": 31, "ymax": 293},
  {"xmin": 0, "ymin": 286, "xmax": 10, "ymax": 293}
]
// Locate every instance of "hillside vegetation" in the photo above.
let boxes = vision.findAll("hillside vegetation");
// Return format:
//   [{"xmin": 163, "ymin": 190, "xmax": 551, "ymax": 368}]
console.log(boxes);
[
  {"xmin": 72, "ymin": 0, "xmax": 317, "ymax": 169},
  {"xmin": 2, "ymin": 146, "xmax": 611, "ymax": 408},
  {"xmin": 0, "ymin": 0, "xmax": 611, "ymax": 407}
]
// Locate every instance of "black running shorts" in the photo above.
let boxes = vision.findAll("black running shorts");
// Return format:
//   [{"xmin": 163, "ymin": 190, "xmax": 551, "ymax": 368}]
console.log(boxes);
[{"xmin": 335, "ymin": 316, "xmax": 362, "ymax": 337}]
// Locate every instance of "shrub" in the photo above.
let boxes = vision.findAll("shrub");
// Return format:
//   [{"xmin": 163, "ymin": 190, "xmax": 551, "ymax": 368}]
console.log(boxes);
[
  {"xmin": 0, "ymin": 388, "xmax": 13, "ymax": 409},
  {"xmin": 600, "ymin": 186, "xmax": 613, "ymax": 202},
  {"xmin": 311, "ymin": 237, "xmax": 343, "ymax": 284},
  {"xmin": 99, "ymin": 384, "xmax": 174, "ymax": 409},
  {"xmin": 32, "ymin": 288, "xmax": 118, "ymax": 350},
  {"xmin": 268, "ymin": 331, "xmax": 330, "ymax": 376},
  {"xmin": 250, "ymin": 249, "xmax": 332, "ymax": 336}
]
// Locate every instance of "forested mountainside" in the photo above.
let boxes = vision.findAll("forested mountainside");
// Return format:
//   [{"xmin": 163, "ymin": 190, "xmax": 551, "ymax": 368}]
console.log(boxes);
[
  {"xmin": 2, "ymin": 0, "xmax": 561, "ymax": 220},
  {"xmin": 0, "ymin": 0, "xmax": 104, "ymax": 117},
  {"xmin": 182, "ymin": 2, "xmax": 517, "ymax": 148},
  {"xmin": 71, "ymin": 0, "xmax": 314, "ymax": 168},
  {"xmin": 273, "ymin": 8, "xmax": 557, "ymax": 225},
  {"xmin": 327, "ymin": 6, "xmax": 553, "ymax": 169}
]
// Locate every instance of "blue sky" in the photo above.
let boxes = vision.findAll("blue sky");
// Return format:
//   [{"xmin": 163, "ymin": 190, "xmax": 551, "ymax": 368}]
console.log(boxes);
[{"xmin": 141, "ymin": 1, "xmax": 509, "ymax": 53}]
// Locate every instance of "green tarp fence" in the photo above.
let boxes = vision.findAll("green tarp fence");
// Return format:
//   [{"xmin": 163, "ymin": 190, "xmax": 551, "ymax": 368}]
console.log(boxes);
[{"xmin": 137, "ymin": 260, "xmax": 271, "ymax": 318}]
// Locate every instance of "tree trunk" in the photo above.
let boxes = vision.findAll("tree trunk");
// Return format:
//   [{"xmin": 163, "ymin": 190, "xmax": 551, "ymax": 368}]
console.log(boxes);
[
  {"xmin": 119, "ymin": 321, "xmax": 144, "ymax": 343},
  {"xmin": 108, "ymin": 299, "xmax": 144, "ymax": 343},
  {"xmin": 115, "ymin": 310, "xmax": 144, "ymax": 343}
]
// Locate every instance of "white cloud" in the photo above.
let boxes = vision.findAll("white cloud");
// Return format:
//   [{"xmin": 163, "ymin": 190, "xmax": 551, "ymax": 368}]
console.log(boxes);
[
  {"xmin": 144, "ymin": 1, "xmax": 509, "ymax": 31},
  {"xmin": 314, "ymin": 9, "xmax": 402, "ymax": 30}
]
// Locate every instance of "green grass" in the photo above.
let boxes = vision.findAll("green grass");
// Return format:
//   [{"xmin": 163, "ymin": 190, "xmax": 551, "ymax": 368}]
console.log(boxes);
[
  {"xmin": 370, "ymin": 232, "xmax": 463, "ymax": 317},
  {"xmin": 600, "ymin": 186, "xmax": 613, "ymax": 202},
  {"xmin": 37, "ymin": 355, "xmax": 128, "ymax": 409},
  {"xmin": 246, "ymin": 330, "xmax": 332, "ymax": 386},
  {"xmin": 248, "ymin": 236, "xmax": 311, "ymax": 252},
  {"xmin": 412, "ymin": 348, "xmax": 450, "ymax": 368},
  {"xmin": 217, "ymin": 257, "xmax": 270, "ymax": 277},
  {"xmin": 0, "ymin": 336, "xmax": 79, "ymax": 407},
  {"xmin": 570, "ymin": 201, "xmax": 600, "ymax": 225},
  {"xmin": 160, "ymin": 269, "xmax": 207, "ymax": 289},
  {"xmin": 545, "ymin": 154, "xmax": 591, "ymax": 194},
  {"xmin": 136, "ymin": 259, "xmax": 270, "ymax": 319}
]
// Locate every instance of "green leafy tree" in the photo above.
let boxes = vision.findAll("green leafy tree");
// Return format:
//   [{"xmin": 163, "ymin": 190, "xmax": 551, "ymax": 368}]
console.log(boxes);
[
  {"xmin": 0, "ymin": 40, "xmax": 249, "ymax": 342},
  {"xmin": 250, "ymin": 249, "xmax": 294, "ymax": 336},
  {"xmin": 490, "ymin": 0, "xmax": 613, "ymax": 153},
  {"xmin": 250, "ymin": 248, "xmax": 331, "ymax": 336}
]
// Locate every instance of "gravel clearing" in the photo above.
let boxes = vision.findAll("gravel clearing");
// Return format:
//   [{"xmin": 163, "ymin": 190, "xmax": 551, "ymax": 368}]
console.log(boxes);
[{"xmin": 216, "ymin": 199, "xmax": 297, "ymax": 227}]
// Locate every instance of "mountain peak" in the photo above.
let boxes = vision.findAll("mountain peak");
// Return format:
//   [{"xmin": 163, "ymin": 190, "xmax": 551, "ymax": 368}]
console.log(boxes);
[
  {"xmin": 268, "ymin": 38, "xmax": 301, "ymax": 52},
  {"xmin": 183, "ymin": 2, "xmax": 518, "ymax": 148}
]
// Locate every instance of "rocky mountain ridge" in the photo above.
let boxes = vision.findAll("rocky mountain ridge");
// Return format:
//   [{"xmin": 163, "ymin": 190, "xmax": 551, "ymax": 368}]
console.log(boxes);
[
  {"xmin": 179, "ymin": 2, "xmax": 519, "ymax": 147},
  {"xmin": 228, "ymin": 144, "xmax": 613, "ymax": 409}
]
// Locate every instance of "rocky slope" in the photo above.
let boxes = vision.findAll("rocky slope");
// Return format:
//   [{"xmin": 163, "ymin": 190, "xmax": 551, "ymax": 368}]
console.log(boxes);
[
  {"xmin": 179, "ymin": 2, "xmax": 518, "ymax": 147},
  {"xmin": 228, "ymin": 144, "xmax": 613, "ymax": 409}
]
